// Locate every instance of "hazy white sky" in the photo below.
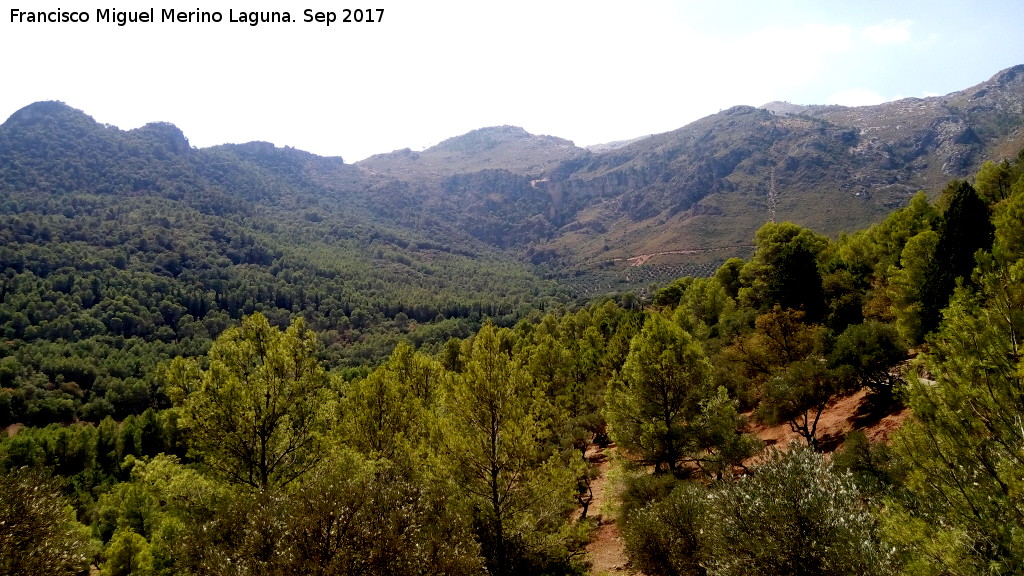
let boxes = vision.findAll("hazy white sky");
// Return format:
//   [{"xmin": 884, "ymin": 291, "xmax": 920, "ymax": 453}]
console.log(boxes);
[{"xmin": 3, "ymin": 0, "xmax": 1023, "ymax": 161}]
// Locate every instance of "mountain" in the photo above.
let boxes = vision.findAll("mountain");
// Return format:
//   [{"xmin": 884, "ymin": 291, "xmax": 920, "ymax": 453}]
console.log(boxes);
[
  {"xmin": 1, "ymin": 66, "xmax": 1022, "ymax": 429},
  {"xmin": 346, "ymin": 65, "xmax": 1024, "ymax": 294},
  {"xmin": 359, "ymin": 125, "xmax": 587, "ymax": 179},
  {"xmin": 3, "ymin": 65, "xmax": 1023, "ymax": 306},
  {"xmin": 0, "ymin": 102, "xmax": 570, "ymax": 384},
  {"xmin": 385, "ymin": 66, "xmax": 1024, "ymax": 291}
]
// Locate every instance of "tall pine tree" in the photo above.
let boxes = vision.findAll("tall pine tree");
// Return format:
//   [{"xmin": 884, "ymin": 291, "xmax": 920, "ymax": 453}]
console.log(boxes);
[{"xmin": 919, "ymin": 181, "xmax": 994, "ymax": 335}]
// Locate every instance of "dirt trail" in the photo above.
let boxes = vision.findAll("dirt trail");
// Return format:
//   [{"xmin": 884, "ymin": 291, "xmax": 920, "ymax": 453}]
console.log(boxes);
[
  {"xmin": 580, "ymin": 387, "xmax": 907, "ymax": 574},
  {"xmin": 583, "ymin": 444, "xmax": 643, "ymax": 575},
  {"xmin": 614, "ymin": 245, "xmax": 755, "ymax": 268}
]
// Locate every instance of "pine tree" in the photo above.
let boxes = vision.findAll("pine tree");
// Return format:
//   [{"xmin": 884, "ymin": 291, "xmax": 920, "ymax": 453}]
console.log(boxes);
[
  {"xmin": 606, "ymin": 313, "xmax": 753, "ymax": 474},
  {"xmin": 919, "ymin": 181, "xmax": 994, "ymax": 335},
  {"xmin": 739, "ymin": 222, "xmax": 829, "ymax": 321},
  {"xmin": 435, "ymin": 323, "xmax": 582, "ymax": 576},
  {"xmin": 887, "ymin": 259, "xmax": 1024, "ymax": 573},
  {"xmin": 166, "ymin": 313, "xmax": 333, "ymax": 490}
]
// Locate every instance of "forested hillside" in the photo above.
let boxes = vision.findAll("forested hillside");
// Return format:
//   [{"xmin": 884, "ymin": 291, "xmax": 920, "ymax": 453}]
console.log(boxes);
[
  {"xmin": 3, "ymin": 66, "xmax": 1024, "ymax": 574},
  {"xmin": 0, "ymin": 101, "xmax": 571, "ymax": 427},
  {"xmin": 3, "ymin": 115, "xmax": 1024, "ymax": 576}
]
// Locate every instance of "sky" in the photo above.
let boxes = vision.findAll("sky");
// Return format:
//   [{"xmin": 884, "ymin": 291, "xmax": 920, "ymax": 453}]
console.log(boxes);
[{"xmin": 3, "ymin": 0, "xmax": 1023, "ymax": 162}]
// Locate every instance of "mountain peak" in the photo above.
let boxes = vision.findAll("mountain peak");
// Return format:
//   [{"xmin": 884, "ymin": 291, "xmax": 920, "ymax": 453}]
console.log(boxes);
[
  {"xmin": 4, "ymin": 100, "xmax": 93, "ymax": 126},
  {"xmin": 989, "ymin": 64, "xmax": 1024, "ymax": 87},
  {"xmin": 358, "ymin": 125, "xmax": 586, "ymax": 178},
  {"xmin": 759, "ymin": 101, "xmax": 810, "ymax": 115},
  {"xmin": 130, "ymin": 122, "xmax": 191, "ymax": 155},
  {"xmin": 429, "ymin": 125, "xmax": 576, "ymax": 155}
]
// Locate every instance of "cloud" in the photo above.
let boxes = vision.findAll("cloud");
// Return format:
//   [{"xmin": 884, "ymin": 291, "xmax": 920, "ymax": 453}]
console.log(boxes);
[
  {"xmin": 826, "ymin": 88, "xmax": 890, "ymax": 107},
  {"xmin": 862, "ymin": 19, "xmax": 912, "ymax": 44}
]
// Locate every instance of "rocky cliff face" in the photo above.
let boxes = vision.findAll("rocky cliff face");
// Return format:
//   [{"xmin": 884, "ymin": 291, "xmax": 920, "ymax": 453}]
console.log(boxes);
[
  {"xmin": 542, "ymin": 67, "xmax": 1024, "ymax": 231},
  {"xmin": 790, "ymin": 64, "xmax": 1024, "ymax": 178}
]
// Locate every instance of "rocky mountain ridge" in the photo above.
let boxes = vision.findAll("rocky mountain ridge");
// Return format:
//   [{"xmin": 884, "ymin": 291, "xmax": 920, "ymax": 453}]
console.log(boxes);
[
  {"xmin": 4, "ymin": 65, "xmax": 1023, "ymax": 294},
  {"xmin": 350, "ymin": 66, "xmax": 1024, "ymax": 291}
]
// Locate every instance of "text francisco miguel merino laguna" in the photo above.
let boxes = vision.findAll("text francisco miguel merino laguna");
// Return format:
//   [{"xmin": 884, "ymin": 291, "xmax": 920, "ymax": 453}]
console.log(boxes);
[{"xmin": 9, "ymin": 8, "xmax": 367, "ymax": 26}]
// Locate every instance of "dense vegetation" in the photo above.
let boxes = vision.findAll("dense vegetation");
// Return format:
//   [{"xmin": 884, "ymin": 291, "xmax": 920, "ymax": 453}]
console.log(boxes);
[
  {"xmin": 616, "ymin": 151, "xmax": 1024, "ymax": 576},
  {"xmin": 0, "ymin": 102, "xmax": 571, "ymax": 429},
  {"xmin": 4, "ymin": 97, "xmax": 1024, "ymax": 574}
]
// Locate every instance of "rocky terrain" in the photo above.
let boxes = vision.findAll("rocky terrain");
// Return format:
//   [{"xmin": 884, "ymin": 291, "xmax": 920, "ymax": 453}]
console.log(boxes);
[{"xmin": 351, "ymin": 65, "xmax": 1024, "ymax": 293}]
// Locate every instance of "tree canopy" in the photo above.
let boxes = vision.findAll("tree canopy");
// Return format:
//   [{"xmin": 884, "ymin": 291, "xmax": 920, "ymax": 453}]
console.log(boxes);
[
  {"xmin": 166, "ymin": 312, "xmax": 333, "ymax": 489},
  {"xmin": 4, "ymin": 145, "xmax": 1024, "ymax": 576}
]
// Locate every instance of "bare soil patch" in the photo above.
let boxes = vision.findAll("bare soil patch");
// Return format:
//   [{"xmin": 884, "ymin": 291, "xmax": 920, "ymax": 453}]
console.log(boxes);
[{"xmin": 747, "ymin": 387, "xmax": 910, "ymax": 453}]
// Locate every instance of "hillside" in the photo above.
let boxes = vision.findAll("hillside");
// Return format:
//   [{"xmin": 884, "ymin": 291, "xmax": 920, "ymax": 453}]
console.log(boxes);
[
  {"xmin": 0, "ymin": 102, "xmax": 570, "ymax": 424},
  {"xmin": 359, "ymin": 125, "xmax": 587, "ymax": 179},
  {"xmin": 2, "ymin": 65, "xmax": 1023, "ymax": 423},
  {"xmin": 3, "ymin": 86, "xmax": 1024, "ymax": 576},
  {"xmin": 350, "ymin": 65, "xmax": 1024, "ymax": 294},
  {"xmin": 5, "ymin": 67, "xmax": 1023, "ymax": 303}
]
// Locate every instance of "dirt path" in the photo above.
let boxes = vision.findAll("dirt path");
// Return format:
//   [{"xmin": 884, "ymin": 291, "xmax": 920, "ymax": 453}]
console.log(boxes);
[
  {"xmin": 583, "ymin": 444, "xmax": 643, "ymax": 575},
  {"xmin": 580, "ymin": 387, "xmax": 906, "ymax": 575},
  {"xmin": 614, "ymin": 246, "xmax": 755, "ymax": 268}
]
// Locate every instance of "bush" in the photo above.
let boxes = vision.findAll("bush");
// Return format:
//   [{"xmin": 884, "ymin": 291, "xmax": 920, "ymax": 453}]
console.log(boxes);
[
  {"xmin": 0, "ymin": 467, "xmax": 92, "ymax": 575},
  {"xmin": 622, "ymin": 446, "xmax": 899, "ymax": 576},
  {"xmin": 707, "ymin": 446, "xmax": 897, "ymax": 576},
  {"xmin": 623, "ymin": 481, "xmax": 708, "ymax": 576}
]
